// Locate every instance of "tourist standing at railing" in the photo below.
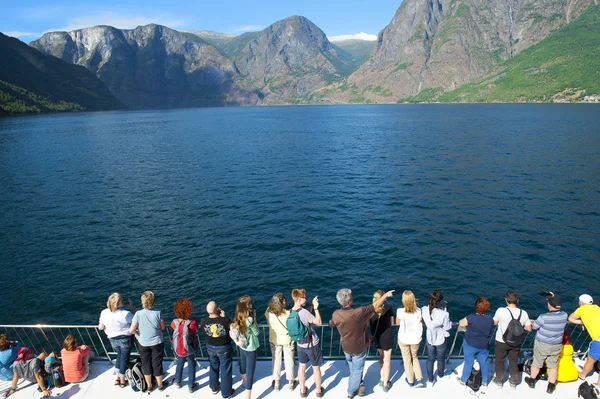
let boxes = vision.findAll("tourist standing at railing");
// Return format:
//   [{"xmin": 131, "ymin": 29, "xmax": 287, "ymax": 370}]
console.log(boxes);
[
  {"xmin": 0, "ymin": 335, "xmax": 23, "ymax": 381},
  {"xmin": 232, "ymin": 296, "xmax": 259, "ymax": 399},
  {"xmin": 129, "ymin": 290, "xmax": 167, "ymax": 391},
  {"xmin": 370, "ymin": 290, "xmax": 394, "ymax": 392},
  {"xmin": 492, "ymin": 291, "xmax": 532, "ymax": 389},
  {"xmin": 265, "ymin": 293, "xmax": 296, "ymax": 392},
  {"xmin": 200, "ymin": 301, "xmax": 234, "ymax": 398},
  {"xmin": 3, "ymin": 348, "xmax": 51, "ymax": 397},
  {"xmin": 61, "ymin": 334, "xmax": 93, "ymax": 383},
  {"xmin": 291, "ymin": 288, "xmax": 323, "ymax": 398},
  {"xmin": 458, "ymin": 297, "xmax": 494, "ymax": 394},
  {"xmin": 330, "ymin": 288, "xmax": 394, "ymax": 398},
  {"xmin": 422, "ymin": 290, "xmax": 452, "ymax": 386},
  {"xmin": 525, "ymin": 294, "xmax": 567, "ymax": 394},
  {"xmin": 98, "ymin": 293, "xmax": 135, "ymax": 388},
  {"xmin": 396, "ymin": 290, "xmax": 424, "ymax": 388},
  {"xmin": 568, "ymin": 294, "xmax": 600, "ymax": 386},
  {"xmin": 171, "ymin": 298, "xmax": 199, "ymax": 393}
]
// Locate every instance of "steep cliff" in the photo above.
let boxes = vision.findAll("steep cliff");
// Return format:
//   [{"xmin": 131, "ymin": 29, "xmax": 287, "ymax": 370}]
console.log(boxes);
[
  {"xmin": 322, "ymin": 0, "xmax": 596, "ymax": 103},
  {"xmin": 31, "ymin": 25, "xmax": 262, "ymax": 109},
  {"xmin": 0, "ymin": 32, "xmax": 123, "ymax": 114}
]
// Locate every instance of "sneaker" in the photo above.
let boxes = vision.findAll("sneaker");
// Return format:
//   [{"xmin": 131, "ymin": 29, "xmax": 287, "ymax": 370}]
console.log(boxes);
[
  {"xmin": 189, "ymin": 383, "xmax": 196, "ymax": 393},
  {"xmin": 158, "ymin": 381, "xmax": 169, "ymax": 391},
  {"xmin": 405, "ymin": 378, "xmax": 415, "ymax": 387},
  {"xmin": 457, "ymin": 376, "xmax": 466, "ymax": 386},
  {"xmin": 316, "ymin": 387, "xmax": 325, "ymax": 398},
  {"xmin": 414, "ymin": 380, "xmax": 424, "ymax": 388},
  {"xmin": 288, "ymin": 380, "xmax": 297, "ymax": 390},
  {"xmin": 480, "ymin": 384, "xmax": 487, "ymax": 394},
  {"xmin": 509, "ymin": 382, "xmax": 517, "ymax": 390},
  {"xmin": 300, "ymin": 389, "xmax": 308, "ymax": 398},
  {"xmin": 272, "ymin": 381, "xmax": 280, "ymax": 391},
  {"xmin": 546, "ymin": 382, "xmax": 556, "ymax": 394},
  {"xmin": 493, "ymin": 379, "xmax": 503, "ymax": 389},
  {"xmin": 382, "ymin": 381, "xmax": 393, "ymax": 393},
  {"xmin": 378, "ymin": 380, "xmax": 383, "ymax": 388},
  {"xmin": 174, "ymin": 382, "xmax": 181, "ymax": 389},
  {"xmin": 525, "ymin": 377, "xmax": 536, "ymax": 389},
  {"xmin": 358, "ymin": 384, "xmax": 366, "ymax": 397}
]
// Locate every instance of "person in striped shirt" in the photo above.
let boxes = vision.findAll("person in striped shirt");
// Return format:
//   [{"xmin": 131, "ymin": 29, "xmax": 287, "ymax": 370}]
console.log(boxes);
[{"xmin": 524, "ymin": 294, "xmax": 567, "ymax": 394}]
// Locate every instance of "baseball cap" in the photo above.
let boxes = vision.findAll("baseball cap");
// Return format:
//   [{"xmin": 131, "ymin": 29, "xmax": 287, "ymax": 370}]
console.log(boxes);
[
  {"xmin": 547, "ymin": 296, "xmax": 562, "ymax": 309},
  {"xmin": 579, "ymin": 294, "xmax": 594, "ymax": 304}
]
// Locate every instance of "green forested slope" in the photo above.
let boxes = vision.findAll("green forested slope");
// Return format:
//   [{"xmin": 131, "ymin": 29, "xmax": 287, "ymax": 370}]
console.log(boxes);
[
  {"xmin": 400, "ymin": 4, "xmax": 600, "ymax": 103},
  {"xmin": 0, "ymin": 33, "xmax": 124, "ymax": 115}
]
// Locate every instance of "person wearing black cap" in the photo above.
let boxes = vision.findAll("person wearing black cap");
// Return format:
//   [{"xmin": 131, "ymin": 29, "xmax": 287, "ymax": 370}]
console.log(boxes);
[{"xmin": 525, "ymin": 293, "xmax": 567, "ymax": 394}]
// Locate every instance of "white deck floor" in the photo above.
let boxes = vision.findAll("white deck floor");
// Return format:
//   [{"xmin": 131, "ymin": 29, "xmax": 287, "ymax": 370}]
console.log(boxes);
[{"xmin": 0, "ymin": 357, "xmax": 593, "ymax": 399}]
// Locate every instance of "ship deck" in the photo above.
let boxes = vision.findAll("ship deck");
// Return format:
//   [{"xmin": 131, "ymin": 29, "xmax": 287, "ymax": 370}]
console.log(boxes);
[{"xmin": 0, "ymin": 357, "xmax": 592, "ymax": 399}]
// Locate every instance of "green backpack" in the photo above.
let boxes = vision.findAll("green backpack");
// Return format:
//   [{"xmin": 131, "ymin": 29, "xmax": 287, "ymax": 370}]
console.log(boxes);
[{"xmin": 286, "ymin": 310, "xmax": 310, "ymax": 342}]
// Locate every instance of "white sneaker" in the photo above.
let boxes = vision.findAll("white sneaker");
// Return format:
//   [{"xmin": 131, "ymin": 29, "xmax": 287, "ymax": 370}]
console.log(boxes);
[{"xmin": 480, "ymin": 384, "xmax": 487, "ymax": 394}]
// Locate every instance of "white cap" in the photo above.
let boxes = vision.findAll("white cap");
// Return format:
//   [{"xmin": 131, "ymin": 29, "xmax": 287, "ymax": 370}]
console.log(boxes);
[{"xmin": 579, "ymin": 294, "xmax": 594, "ymax": 304}]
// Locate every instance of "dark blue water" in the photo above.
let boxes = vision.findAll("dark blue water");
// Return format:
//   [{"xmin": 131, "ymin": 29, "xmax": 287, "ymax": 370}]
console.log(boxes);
[{"xmin": 0, "ymin": 104, "xmax": 599, "ymax": 325}]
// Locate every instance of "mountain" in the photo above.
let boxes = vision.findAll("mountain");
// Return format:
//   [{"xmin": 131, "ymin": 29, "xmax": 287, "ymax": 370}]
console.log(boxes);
[
  {"xmin": 0, "ymin": 32, "xmax": 123, "ymax": 115},
  {"xmin": 31, "ymin": 24, "xmax": 263, "ymax": 109},
  {"xmin": 426, "ymin": 4, "xmax": 600, "ymax": 103},
  {"xmin": 321, "ymin": 0, "xmax": 596, "ymax": 103},
  {"xmin": 182, "ymin": 30, "xmax": 236, "ymax": 50},
  {"xmin": 331, "ymin": 40, "xmax": 376, "ymax": 67}
]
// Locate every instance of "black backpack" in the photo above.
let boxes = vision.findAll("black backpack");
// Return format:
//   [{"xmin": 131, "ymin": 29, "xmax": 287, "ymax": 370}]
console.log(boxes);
[
  {"xmin": 579, "ymin": 381, "xmax": 599, "ymax": 399},
  {"xmin": 503, "ymin": 308, "xmax": 525, "ymax": 347},
  {"xmin": 466, "ymin": 367, "xmax": 482, "ymax": 392}
]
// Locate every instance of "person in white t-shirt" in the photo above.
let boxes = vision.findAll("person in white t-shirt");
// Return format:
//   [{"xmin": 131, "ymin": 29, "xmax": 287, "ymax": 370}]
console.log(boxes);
[
  {"xmin": 396, "ymin": 290, "xmax": 424, "ymax": 388},
  {"xmin": 98, "ymin": 293, "xmax": 135, "ymax": 388},
  {"xmin": 492, "ymin": 291, "xmax": 532, "ymax": 389}
]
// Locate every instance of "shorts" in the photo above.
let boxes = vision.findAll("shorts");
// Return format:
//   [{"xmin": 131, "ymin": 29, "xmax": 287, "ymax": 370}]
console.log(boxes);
[
  {"xmin": 589, "ymin": 340, "xmax": 600, "ymax": 360},
  {"xmin": 297, "ymin": 342, "xmax": 324, "ymax": 367},
  {"xmin": 532, "ymin": 340, "xmax": 562, "ymax": 369}
]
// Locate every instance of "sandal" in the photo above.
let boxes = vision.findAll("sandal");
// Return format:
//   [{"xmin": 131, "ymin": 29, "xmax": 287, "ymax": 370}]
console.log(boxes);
[
  {"xmin": 300, "ymin": 389, "xmax": 308, "ymax": 398},
  {"xmin": 119, "ymin": 380, "xmax": 129, "ymax": 388},
  {"xmin": 114, "ymin": 378, "xmax": 121, "ymax": 386}
]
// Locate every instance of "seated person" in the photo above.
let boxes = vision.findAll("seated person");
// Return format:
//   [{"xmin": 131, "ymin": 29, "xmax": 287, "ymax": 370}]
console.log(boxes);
[
  {"xmin": 0, "ymin": 335, "xmax": 23, "ymax": 381},
  {"xmin": 60, "ymin": 335, "xmax": 93, "ymax": 383},
  {"xmin": 3, "ymin": 347, "xmax": 51, "ymax": 397}
]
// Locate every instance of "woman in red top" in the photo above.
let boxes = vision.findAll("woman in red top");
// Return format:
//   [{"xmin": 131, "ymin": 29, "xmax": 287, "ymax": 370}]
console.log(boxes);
[
  {"xmin": 60, "ymin": 335, "xmax": 93, "ymax": 383},
  {"xmin": 170, "ymin": 298, "xmax": 198, "ymax": 393}
]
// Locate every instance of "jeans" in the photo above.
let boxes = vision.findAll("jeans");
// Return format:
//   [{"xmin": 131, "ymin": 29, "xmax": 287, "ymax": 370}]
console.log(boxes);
[
  {"xmin": 174, "ymin": 354, "xmax": 196, "ymax": 389},
  {"xmin": 494, "ymin": 341, "xmax": 520, "ymax": 385},
  {"xmin": 343, "ymin": 350, "xmax": 366, "ymax": 396},
  {"xmin": 426, "ymin": 338, "xmax": 448, "ymax": 382},
  {"xmin": 207, "ymin": 343, "xmax": 233, "ymax": 398},
  {"xmin": 239, "ymin": 349, "xmax": 257, "ymax": 391},
  {"xmin": 461, "ymin": 340, "xmax": 490, "ymax": 385},
  {"xmin": 109, "ymin": 336, "xmax": 133, "ymax": 378}
]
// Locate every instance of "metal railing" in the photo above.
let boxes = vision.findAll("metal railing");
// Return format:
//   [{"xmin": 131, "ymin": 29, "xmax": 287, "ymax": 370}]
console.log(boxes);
[{"xmin": 0, "ymin": 323, "xmax": 591, "ymax": 363}]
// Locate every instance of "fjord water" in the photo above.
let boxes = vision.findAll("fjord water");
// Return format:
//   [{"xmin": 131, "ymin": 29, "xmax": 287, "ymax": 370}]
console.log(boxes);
[{"xmin": 0, "ymin": 105, "xmax": 598, "ymax": 324}]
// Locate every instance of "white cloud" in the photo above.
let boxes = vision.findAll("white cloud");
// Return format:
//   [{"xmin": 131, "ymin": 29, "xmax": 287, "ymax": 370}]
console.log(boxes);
[
  {"xmin": 3, "ymin": 31, "xmax": 40, "ymax": 38},
  {"xmin": 328, "ymin": 32, "xmax": 377, "ymax": 42},
  {"xmin": 46, "ymin": 12, "xmax": 186, "ymax": 33},
  {"xmin": 233, "ymin": 25, "xmax": 263, "ymax": 33}
]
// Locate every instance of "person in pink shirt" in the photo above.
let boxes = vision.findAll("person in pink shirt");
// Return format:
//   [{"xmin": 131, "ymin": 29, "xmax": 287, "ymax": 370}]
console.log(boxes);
[{"xmin": 60, "ymin": 335, "xmax": 93, "ymax": 383}]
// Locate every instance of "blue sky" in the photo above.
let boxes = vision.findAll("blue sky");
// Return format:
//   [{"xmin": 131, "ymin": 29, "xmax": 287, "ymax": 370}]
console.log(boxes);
[{"xmin": 1, "ymin": 0, "xmax": 403, "ymax": 41}]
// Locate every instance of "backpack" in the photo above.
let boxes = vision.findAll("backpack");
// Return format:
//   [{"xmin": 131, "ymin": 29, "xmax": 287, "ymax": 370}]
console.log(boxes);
[
  {"xmin": 286, "ymin": 310, "xmax": 310, "ymax": 342},
  {"xmin": 125, "ymin": 361, "xmax": 147, "ymax": 392},
  {"xmin": 466, "ymin": 366, "xmax": 482, "ymax": 392},
  {"xmin": 579, "ymin": 381, "xmax": 600, "ymax": 399},
  {"xmin": 503, "ymin": 308, "xmax": 525, "ymax": 347},
  {"xmin": 229, "ymin": 326, "xmax": 248, "ymax": 348},
  {"xmin": 523, "ymin": 358, "xmax": 548, "ymax": 380},
  {"xmin": 172, "ymin": 319, "xmax": 198, "ymax": 357}
]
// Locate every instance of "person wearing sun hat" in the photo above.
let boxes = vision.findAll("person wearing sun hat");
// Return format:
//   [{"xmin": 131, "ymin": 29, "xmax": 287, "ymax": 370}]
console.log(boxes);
[
  {"xmin": 525, "ymin": 293, "xmax": 568, "ymax": 394},
  {"xmin": 569, "ymin": 294, "xmax": 600, "ymax": 385}
]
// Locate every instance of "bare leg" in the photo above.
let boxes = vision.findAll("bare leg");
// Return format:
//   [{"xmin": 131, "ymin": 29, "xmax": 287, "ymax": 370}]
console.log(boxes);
[
  {"xmin": 381, "ymin": 349, "xmax": 392, "ymax": 385},
  {"xmin": 378, "ymin": 349, "xmax": 384, "ymax": 372},
  {"xmin": 314, "ymin": 366, "xmax": 322, "ymax": 391},
  {"xmin": 547, "ymin": 368, "xmax": 558, "ymax": 384},
  {"xmin": 530, "ymin": 365, "xmax": 540, "ymax": 379},
  {"xmin": 298, "ymin": 363, "xmax": 307, "ymax": 392},
  {"xmin": 580, "ymin": 356, "xmax": 597, "ymax": 380},
  {"xmin": 156, "ymin": 375, "xmax": 163, "ymax": 388},
  {"xmin": 144, "ymin": 375, "xmax": 152, "ymax": 390},
  {"xmin": 242, "ymin": 374, "xmax": 247, "ymax": 385}
]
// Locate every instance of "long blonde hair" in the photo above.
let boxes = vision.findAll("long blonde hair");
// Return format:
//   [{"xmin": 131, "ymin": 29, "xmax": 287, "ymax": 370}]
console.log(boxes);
[
  {"xmin": 402, "ymin": 290, "xmax": 417, "ymax": 314},
  {"xmin": 233, "ymin": 295, "xmax": 253, "ymax": 335},
  {"xmin": 107, "ymin": 293, "xmax": 123, "ymax": 312},
  {"xmin": 373, "ymin": 290, "xmax": 385, "ymax": 315}
]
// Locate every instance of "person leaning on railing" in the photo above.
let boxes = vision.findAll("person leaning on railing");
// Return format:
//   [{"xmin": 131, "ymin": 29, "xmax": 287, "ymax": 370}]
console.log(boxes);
[
  {"xmin": 568, "ymin": 293, "xmax": 600, "ymax": 386},
  {"xmin": 98, "ymin": 293, "xmax": 135, "ymax": 388},
  {"xmin": 0, "ymin": 334, "xmax": 23, "ymax": 381},
  {"xmin": 370, "ymin": 290, "xmax": 394, "ymax": 392},
  {"xmin": 3, "ymin": 347, "xmax": 51, "ymax": 397},
  {"xmin": 265, "ymin": 293, "xmax": 296, "ymax": 392},
  {"xmin": 421, "ymin": 290, "xmax": 452, "ymax": 385},
  {"xmin": 396, "ymin": 290, "xmax": 424, "ymax": 388}
]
